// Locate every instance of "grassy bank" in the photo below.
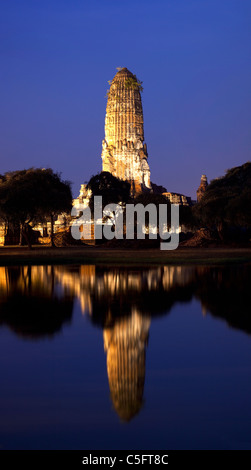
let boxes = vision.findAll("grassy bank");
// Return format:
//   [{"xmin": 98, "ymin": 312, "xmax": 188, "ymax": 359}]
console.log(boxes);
[{"xmin": 0, "ymin": 245, "xmax": 251, "ymax": 266}]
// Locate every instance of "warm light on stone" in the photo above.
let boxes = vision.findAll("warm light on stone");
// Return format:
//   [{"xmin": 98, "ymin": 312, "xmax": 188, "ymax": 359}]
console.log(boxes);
[
  {"xmin": 197, "ymin": 174, "xmax": 208, "ymax": 202},
  {"xmin": 101, "ymin": 67, "xmax": 151, "ymax": 195}
]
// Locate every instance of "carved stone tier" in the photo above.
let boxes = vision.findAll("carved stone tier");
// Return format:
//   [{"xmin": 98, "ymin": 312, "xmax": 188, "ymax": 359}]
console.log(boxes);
[{"xmin": 101, "ymin": 68, "xmax": 151, "ymax": 195}]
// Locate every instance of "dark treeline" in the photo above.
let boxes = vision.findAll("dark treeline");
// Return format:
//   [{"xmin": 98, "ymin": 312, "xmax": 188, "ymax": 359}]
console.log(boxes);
[{"xmin": 0, "ymin": 162, "xmax": 250, "ymax": 248}]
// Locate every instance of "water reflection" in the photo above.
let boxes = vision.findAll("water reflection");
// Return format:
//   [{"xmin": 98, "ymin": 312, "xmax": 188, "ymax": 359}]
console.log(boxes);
[
  {"xmin": 104, "ymin": 308, "xmax": 150, "ymax": 421},
  {"xmin": 0, "ymin": 263, "xmax": 251, "ymax": 421},
  {"xmin": 194, "ymin": 266, "xmax": 251, "ymax": 333},
  {"xmin": 0, "ymin": 266, "xmax": 74, "ymax": 339},
  {"xmin": 54, "ymin": 265, "xmax": 196, "ymax": 322}
]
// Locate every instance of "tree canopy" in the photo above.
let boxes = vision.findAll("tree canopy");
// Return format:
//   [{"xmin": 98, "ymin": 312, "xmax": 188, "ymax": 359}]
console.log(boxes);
[
  {"xmin": 194, "ymin": 162, "xmax": 251, "ymax": 238},
  {"xmin": 86, "ymin": 171, "xmax": 131, "ymax": 214},
  {"xmin": 0, "ymin": 168, "xmax": 72, "ymax": 247}
]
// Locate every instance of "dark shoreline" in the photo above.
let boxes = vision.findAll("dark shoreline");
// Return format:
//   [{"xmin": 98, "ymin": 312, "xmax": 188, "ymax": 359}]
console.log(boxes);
[{"xmin": 0, "ymin": 245, "xmax": 251, "ymax": 266}]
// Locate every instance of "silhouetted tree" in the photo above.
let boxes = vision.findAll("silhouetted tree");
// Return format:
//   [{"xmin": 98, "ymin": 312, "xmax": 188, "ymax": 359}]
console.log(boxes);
[
  {"xmin": 179, "ymin": 204, "xmax": 198, "ymax": 231},
  {"xmin": 0, "ymin": 168, "xmax": 72, "ymax": 248},
  {"xmin": 133, "ymin": 192, "xmax": 171, "ymax": 237},
  {"xmin": 193, "ymin": 162, "xmax": 251, "ymax": 240},
  {"xmin": 86, "ymin": 171, "xmax": 131, "ymax": 214}
]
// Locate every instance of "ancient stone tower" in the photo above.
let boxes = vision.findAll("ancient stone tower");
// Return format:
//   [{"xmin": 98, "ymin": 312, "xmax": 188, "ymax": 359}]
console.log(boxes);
[
  {"xmin": 197, "ymin": 174, "xmax": 208, "ymax": 202},
  {"xmin": 101, "ymin": 68, "xmax": 151, "ymax": 195}
]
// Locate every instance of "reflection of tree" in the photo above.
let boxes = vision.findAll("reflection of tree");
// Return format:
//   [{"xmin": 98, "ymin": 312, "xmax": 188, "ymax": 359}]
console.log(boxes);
[
  {"xmin": 54, "ymin": 265, "xmax": 196, "ymax": 326},
  {"xmin": 0, "ymin": 266, "xmax": 74, "ymax": 339},
  {"xmin": 2, "ymin": 264, "xmax": 250, "ymax": 339},
  {"xmin": 194, "ymin": 266, "xmax": 251, "ymax": 334},
  {"xmin": 104, "ymin": 308, "xmax": 150, "ymax": 422}
]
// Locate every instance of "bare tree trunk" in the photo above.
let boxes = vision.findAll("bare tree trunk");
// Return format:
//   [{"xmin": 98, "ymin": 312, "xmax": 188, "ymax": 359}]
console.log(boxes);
[
  {"xmin": 50, "ymin": 214, "xmax": 55, "ymax": 247},
  {"xmin": 21, "ymin": 223, "xmax": 32, "ymax": 250},
  {"xmin": 217, "ymin": 221, "xmax": 225, "ymax": 241},
  {"xmin": 19, "ymin": 223, "xmax": 23, "ymax": 246}
]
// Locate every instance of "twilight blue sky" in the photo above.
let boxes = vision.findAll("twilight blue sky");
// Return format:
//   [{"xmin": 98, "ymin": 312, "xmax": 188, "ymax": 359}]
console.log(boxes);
[{"xmin": 1, "ymin": 0, "xmax": 250, "ymax": 198}]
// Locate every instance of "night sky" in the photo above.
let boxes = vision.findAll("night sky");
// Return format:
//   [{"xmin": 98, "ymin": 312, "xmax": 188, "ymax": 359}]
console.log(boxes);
[{"xmin": 1, "ymin": 0, "xmax": 250, "ymax": 199}]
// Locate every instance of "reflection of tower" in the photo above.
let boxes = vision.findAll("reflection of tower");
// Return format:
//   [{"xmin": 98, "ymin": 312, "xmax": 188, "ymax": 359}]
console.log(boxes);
[
  {"xmin": 103, "ymin": 308, "xmax": 151, "ymax": 421},
  {"xmin": 101, "ymin": 67, "xmax": 151, "ymax": 195},
  {"xmin": 197, "ymin": 174, "xmax": 208, "ymax": 202}
]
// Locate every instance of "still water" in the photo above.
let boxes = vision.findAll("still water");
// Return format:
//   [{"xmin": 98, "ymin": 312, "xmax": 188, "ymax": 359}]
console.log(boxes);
[{"xmin": 0, "ymin": 263, "xmax": 251, "ymax": 450}]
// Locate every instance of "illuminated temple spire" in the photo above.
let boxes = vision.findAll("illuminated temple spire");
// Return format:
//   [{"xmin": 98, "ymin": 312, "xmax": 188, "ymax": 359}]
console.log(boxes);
[{"xmin": 101, "ymin": 67, "xmax": 151, "ymax": 195}]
